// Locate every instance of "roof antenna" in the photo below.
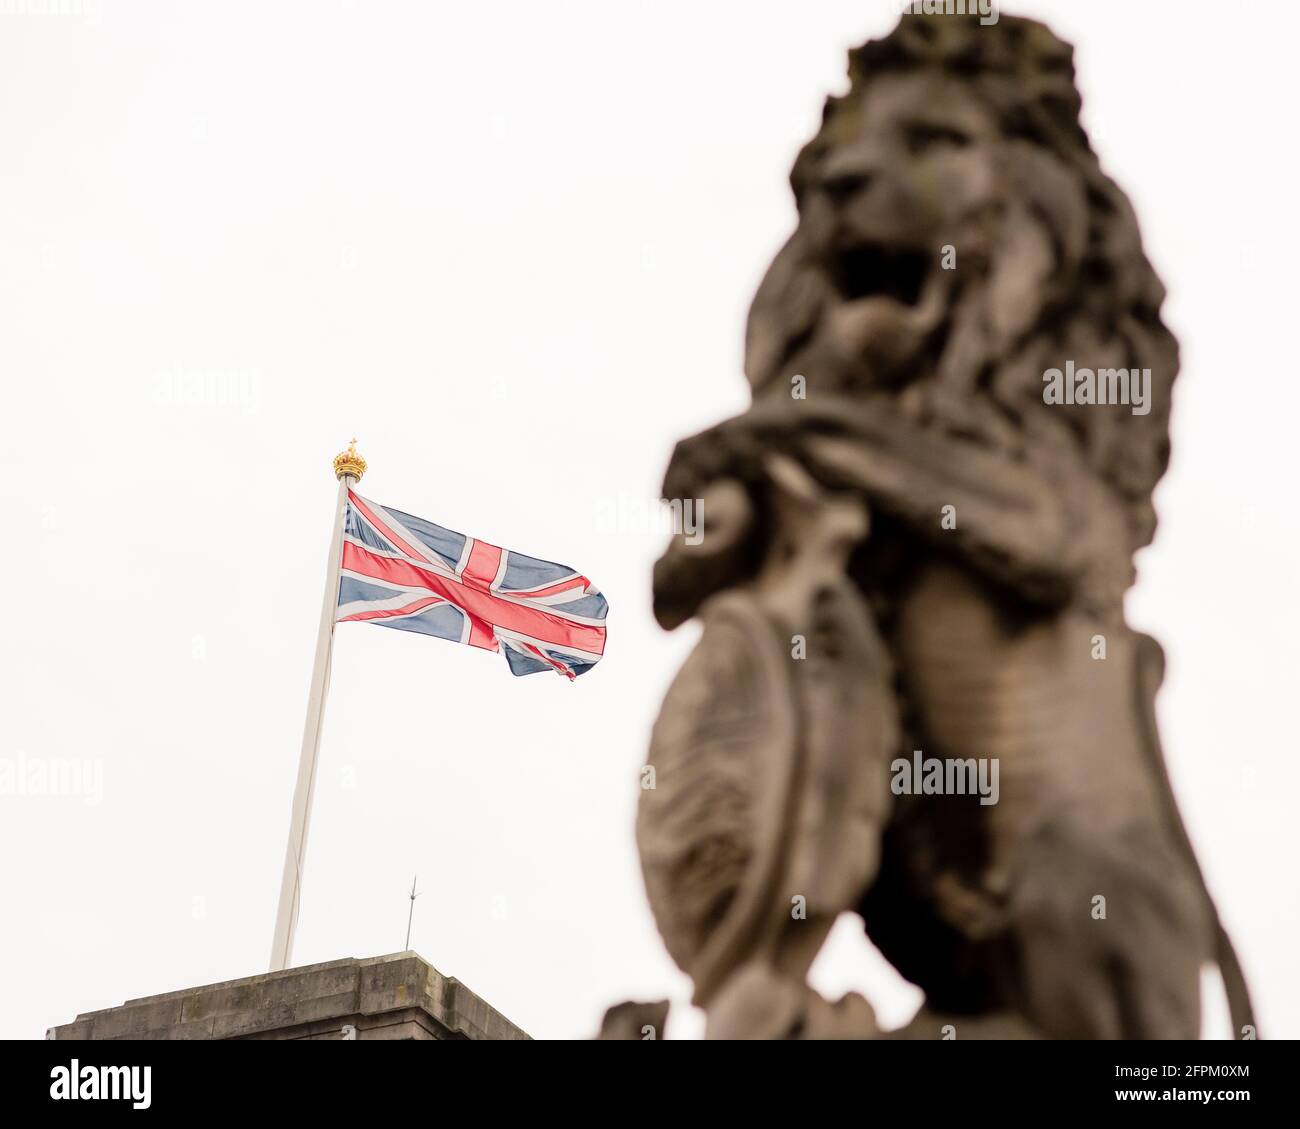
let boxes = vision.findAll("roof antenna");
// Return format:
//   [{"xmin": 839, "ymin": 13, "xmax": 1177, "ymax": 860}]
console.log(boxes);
[{"xmin": 404, "ymin": 875, "xmax": 422, "ymax": 952}]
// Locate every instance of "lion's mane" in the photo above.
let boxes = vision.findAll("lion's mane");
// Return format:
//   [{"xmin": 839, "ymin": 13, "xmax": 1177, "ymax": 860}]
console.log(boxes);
[{"xmin": 754, "ymin": 13, "xmax": 1178, "ymax": 554}]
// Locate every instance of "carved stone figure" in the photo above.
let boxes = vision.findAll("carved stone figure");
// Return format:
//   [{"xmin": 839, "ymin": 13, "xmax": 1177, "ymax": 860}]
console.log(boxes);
[{"xmin": 636, "ymin": 12, "xmax": 1253, "ymax": 1039}]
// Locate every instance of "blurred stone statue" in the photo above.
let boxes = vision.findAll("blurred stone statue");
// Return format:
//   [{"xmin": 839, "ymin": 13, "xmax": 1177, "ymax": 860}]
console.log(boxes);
[{"xmin": 631, "ymin": 12, "xmax": 1253, "ymax": 1040}]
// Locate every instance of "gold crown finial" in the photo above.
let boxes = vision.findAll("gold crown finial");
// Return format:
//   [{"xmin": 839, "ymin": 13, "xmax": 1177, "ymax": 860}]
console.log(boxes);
[{"xmin": 332, "ymin": 438, "xmax": 367, "ymax": 481}]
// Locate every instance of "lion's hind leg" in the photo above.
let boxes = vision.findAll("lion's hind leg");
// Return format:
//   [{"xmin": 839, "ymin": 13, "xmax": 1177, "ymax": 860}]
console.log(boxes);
[{"xmin": 1009, "ymin": 821, "xmax": 1212, "ymax": 1040}]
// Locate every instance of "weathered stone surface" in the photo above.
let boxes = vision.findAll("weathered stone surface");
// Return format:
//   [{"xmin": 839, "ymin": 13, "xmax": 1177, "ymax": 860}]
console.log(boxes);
[
  {"xmin": 47, "ymin": 952, "xmax": 529, "ymax": 1041},
  {"xmin": 641, "ymin": 10, "xmax": 1253, "ymax": 1040},
  {"xmin": 598, "ymin": 999, "xmax": 671, "ymax": 1041},
  {"xmin": 76, "ymin": 997, "xmax": 184, "ymax": 1040}
]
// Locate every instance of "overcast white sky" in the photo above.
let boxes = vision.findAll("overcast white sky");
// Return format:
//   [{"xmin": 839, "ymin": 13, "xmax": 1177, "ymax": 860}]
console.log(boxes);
[{"xmin": 2, "ymin": 0, "xmax": 1296, "ymax": 1040}]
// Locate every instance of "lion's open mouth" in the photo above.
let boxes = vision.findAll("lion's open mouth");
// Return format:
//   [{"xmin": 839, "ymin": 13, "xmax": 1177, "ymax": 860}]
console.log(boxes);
[{"xmin": 829, "ymin": 243, "xmax": 931, "ymax": 306}]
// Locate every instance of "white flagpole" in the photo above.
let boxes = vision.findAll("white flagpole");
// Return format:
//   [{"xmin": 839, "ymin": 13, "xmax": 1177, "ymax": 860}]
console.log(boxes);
[{"xmin": 269, "ymin": 439, "xmax": 367, "ymax": 973}]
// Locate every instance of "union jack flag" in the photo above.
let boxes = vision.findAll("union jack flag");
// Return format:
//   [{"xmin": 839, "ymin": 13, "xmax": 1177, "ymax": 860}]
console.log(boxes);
[{"xmin": 336, "ymin": 491, "xmax": 607, "ymax": 679}]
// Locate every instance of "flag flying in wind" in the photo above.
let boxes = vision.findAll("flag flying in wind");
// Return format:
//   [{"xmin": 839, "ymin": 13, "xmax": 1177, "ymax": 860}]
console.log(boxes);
[{"xmin": 335, "ymin": 491, "xmax": 607, "ymax": 679}]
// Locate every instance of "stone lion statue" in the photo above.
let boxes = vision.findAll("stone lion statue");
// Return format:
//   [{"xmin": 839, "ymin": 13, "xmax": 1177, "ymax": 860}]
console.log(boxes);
[{"xmin": 633, "ymin": 12, "xmax": 1253, "ymax": 1040}]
